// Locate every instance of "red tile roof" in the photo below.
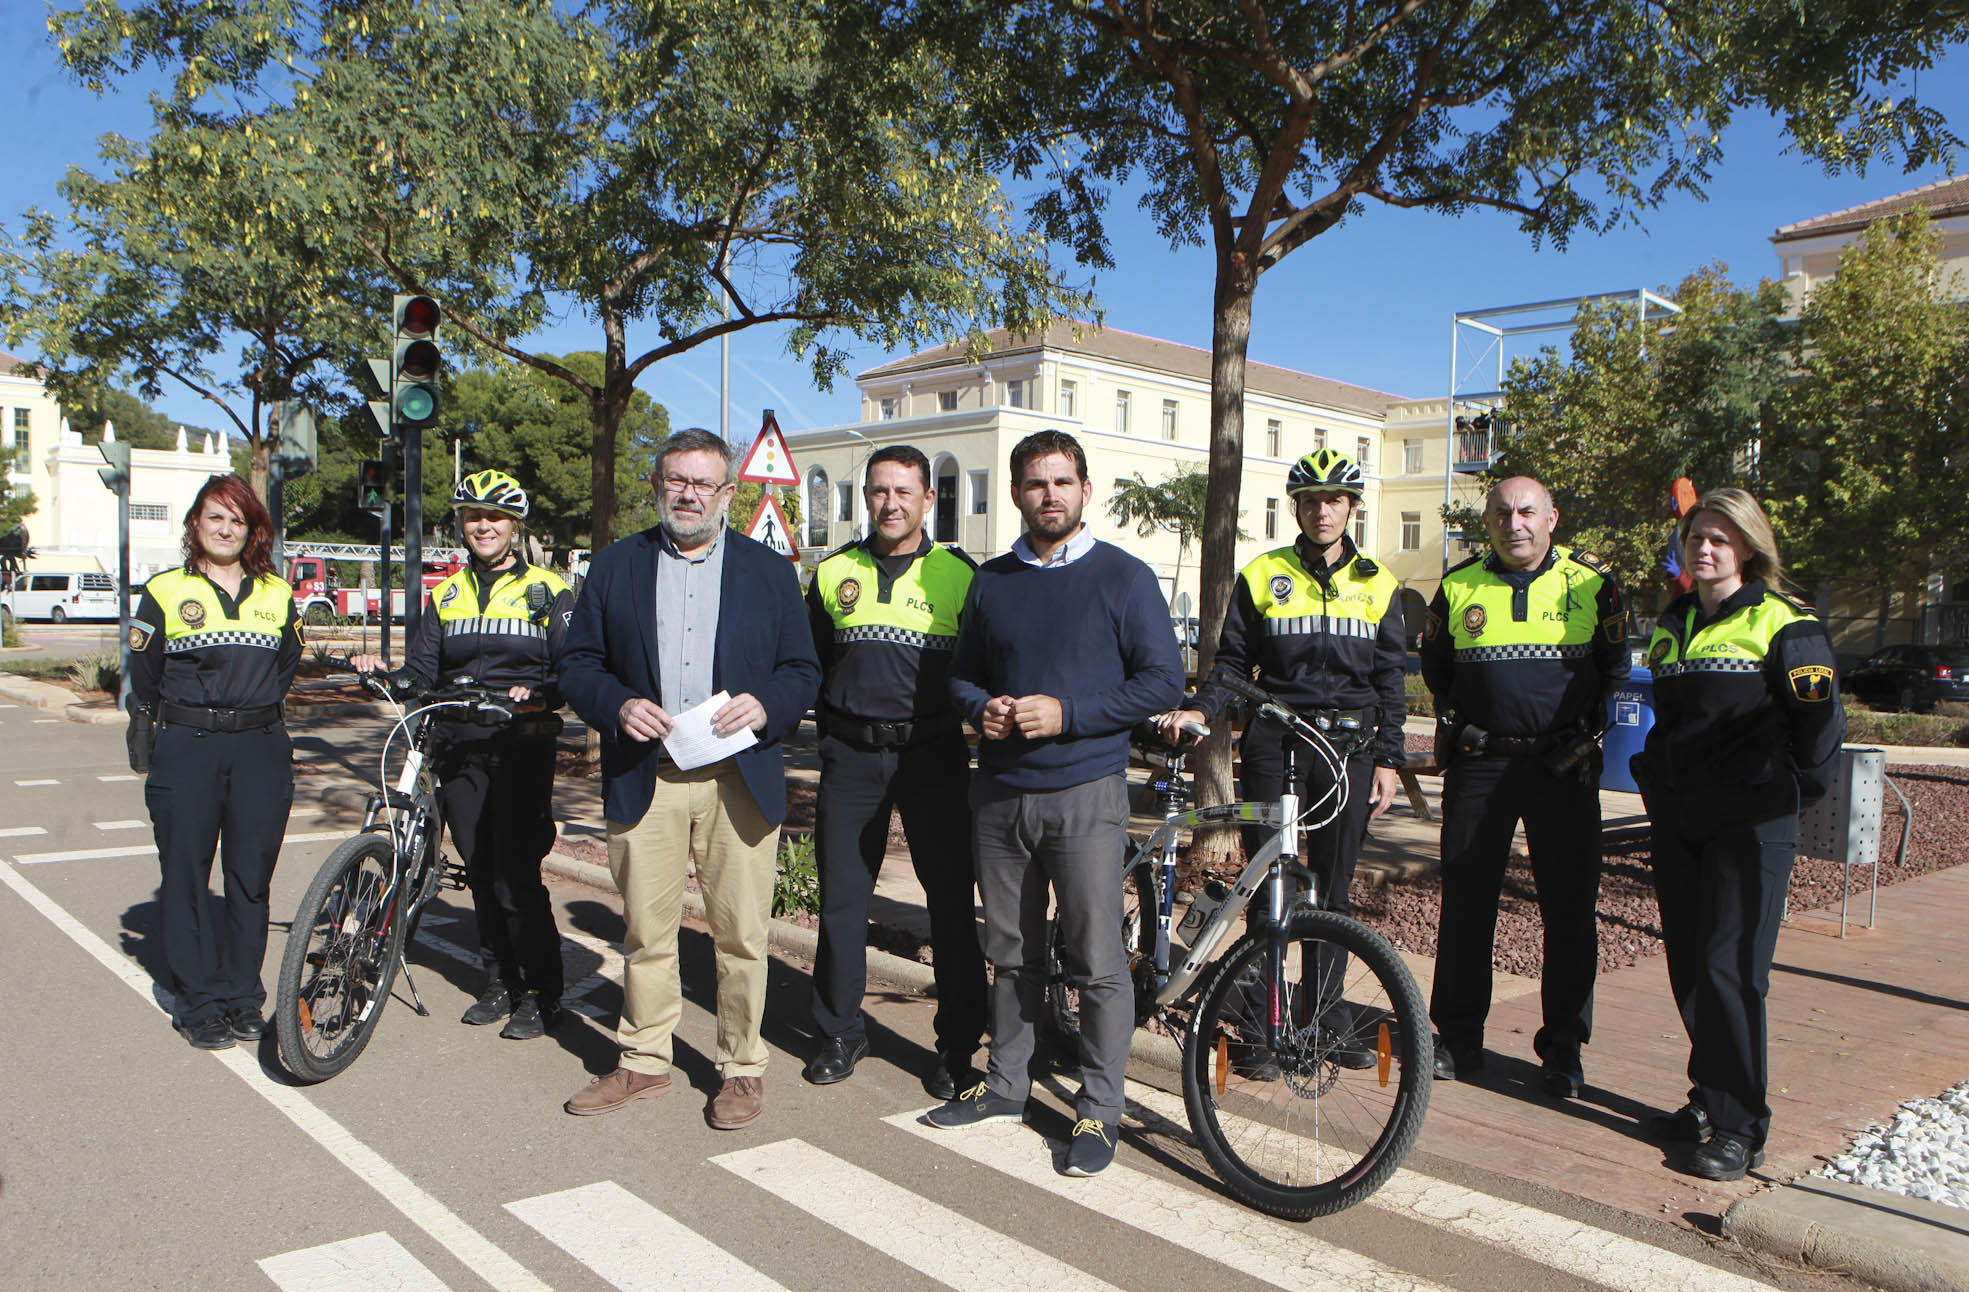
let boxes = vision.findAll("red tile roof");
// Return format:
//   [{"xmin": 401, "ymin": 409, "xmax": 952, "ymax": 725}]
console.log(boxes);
[{"xmin": 1772, "ymin": 174, "xmax": 1969, "ymax": 243}]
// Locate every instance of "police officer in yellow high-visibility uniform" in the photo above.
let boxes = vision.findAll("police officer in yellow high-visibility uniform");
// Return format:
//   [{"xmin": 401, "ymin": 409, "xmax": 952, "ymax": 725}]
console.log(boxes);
[
  {"xmin": 1421, "ymin": 476, "xmax": 1628, "ymax": 1096},
  {"xmin": 352, "ymin": 469, "xmax": 574, "ymax": 1040},
  {"xmin": 130, "ymin": 475, "xmax": 303, "ymax": 1051},
  {"xmin": 803, "ymin": 445, "xmax": 987, "ymax": 1100},
  {"xmin": 1636, "ymin": 489, "xmax": 1843, "ymax": 1181},
  {"xmin": 1162, "ymin": 449, "xmax": 1407, "ymax": 1065}
]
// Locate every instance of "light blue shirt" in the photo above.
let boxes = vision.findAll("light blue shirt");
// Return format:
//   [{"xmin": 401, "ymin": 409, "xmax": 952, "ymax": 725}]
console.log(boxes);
[
  {"xmin": 655, "ymin": 525, "xmax": 725, "ymax": 715},
  {"xmin": 1011, "ymin": 523, "xmax": 1096, "ymax": 568}
]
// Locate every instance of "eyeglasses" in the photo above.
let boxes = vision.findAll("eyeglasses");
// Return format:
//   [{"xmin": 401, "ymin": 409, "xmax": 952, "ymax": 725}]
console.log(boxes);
[{"xmin": 661, "ymin": 475, "xmax": 729, "ymax": 497}]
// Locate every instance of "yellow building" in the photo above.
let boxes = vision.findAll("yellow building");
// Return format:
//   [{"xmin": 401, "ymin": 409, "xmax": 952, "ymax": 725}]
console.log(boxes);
[{"xmin": 1, "ymin": 350, "xmax": 65, "ymax": 560}]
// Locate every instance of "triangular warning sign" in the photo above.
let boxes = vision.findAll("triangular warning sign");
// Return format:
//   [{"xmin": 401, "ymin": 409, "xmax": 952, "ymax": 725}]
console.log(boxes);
[
  {"xmin": 744, "ymin": 492, "xmax": 800, "ymax": 561},
  {"xmin": 736, "ymin": 410, "xmax": 800, "ymax": 485}
]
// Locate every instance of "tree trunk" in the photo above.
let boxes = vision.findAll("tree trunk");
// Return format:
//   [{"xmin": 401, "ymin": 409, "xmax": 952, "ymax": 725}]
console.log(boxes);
[
  {"xmin": 248, "ymin": 435, "xmax": 270, "ymax": 505},
  {"xmin": 1190, "ymin": 263, "xmax": 1258, "ymax": 867}
]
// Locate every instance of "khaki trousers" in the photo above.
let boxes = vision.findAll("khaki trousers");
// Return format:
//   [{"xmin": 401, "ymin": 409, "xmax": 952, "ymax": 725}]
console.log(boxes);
[{"xmin": 608, "ymin": 759, "xmax": 779, "ymax": 1078}]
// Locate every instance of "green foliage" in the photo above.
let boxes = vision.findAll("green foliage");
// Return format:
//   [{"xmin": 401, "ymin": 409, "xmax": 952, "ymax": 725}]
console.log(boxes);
[
  {"xmin": 1, "ymin": 604, "xmax": 18, "ymax": 648},
  {"xmin": 1492, "ymin": 266, "xmax": 1791, "ymax": 603},
  {"xmin": 773, "ymin": 831, "xmax": 821, "ymax": 918},
  {"xmin": 1763, "ymin": 209, "xmax": 1969, "ymax": 593},
  {"xmin": 1840, "ymin": 701, "xmax": 1969, "ymax": 749},
  {"xmin": 1402, "ymin": 672, "xmax": 1435, "ymax": 719},
  {"xmin": 1107, "ymin": 468, "xmax": 1213, "ymax": 549},
  {"xmin": 62, "ymin": 387, "xmax": 205, "ymax": 451}
]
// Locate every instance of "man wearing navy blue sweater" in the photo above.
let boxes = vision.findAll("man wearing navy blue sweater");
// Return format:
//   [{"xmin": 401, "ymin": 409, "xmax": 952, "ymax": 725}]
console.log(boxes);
[{"xmin": 928, "ymin": 429, "xmax": 1184, "ymax": 1177}]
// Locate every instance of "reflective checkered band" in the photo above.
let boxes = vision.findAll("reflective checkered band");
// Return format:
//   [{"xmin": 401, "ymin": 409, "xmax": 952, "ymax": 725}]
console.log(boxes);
[
  {"xmin": 1264, "ymin": 615, "xmax": 1376, "ymax": 639},
  {"xmin": 442, "ymin": 618, "xmax": 547, "ymax": 640},
  {"xmin": 1654, "ymin": 657, "xmax": 1762, "ymax": 678},
  {"xmin": 1453, "ymin": 643, "xmax": 1594, "ymax": 662},
  {"xmin": 835, "ymin": 624, "xmax": 956, "ymax": 651},
  {"xmin": 165, "ymin": 629, "xmax": 282, "ymax": 653}
]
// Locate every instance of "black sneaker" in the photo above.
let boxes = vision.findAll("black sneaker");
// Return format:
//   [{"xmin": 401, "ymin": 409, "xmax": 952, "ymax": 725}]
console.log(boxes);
[
  {"xmin": 924, "ymin": 1081, "xmax": 1026, "ymax": 1129},
  {"xmin": 461, "ymin": 984, "xmax": 514, "ymax": 1026},
  {"xmin": 1063, "ymin": 1118, "xmax": 1118, "ymax": 1177},
  {"xmin": 500, "ymin": 994, "xmax": 559, "ymax": 1040},
  {"xmin": 176, "ymin": 1016, "xmax": 235, "ymax": 1050},
  {"xmin": 225, "ymin": 1008, "xmax": 266, "ymax": 1041}
]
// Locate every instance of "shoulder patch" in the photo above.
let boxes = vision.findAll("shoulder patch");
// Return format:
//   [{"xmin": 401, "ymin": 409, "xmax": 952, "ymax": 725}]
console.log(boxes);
[
  {"xmin": 1788, "ymin": 664, "xmax": 1835, "ymax": 703},
  {"xmin": 128, "ymin": 622, "xmax": 153, "ymax": 653},
  {"xmin": 1569, "ymin": 549, "xmax": 1611, "ymax": 574}
]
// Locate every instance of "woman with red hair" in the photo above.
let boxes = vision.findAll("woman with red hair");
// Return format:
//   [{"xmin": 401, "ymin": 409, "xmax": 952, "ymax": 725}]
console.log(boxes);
[{"xmin": 129, "ymin": 473, "xmax": 303, "ymax": 1050}]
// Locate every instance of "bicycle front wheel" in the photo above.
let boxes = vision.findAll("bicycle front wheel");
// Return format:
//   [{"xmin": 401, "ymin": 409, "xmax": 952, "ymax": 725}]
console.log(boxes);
[
  {"xmin": 274, "ymin": 833, "xmax": 408, "ymax": 1083},
  {"xmin": 1182, "ymin": 909, "xmax": 1431, "ymax": 1219}
]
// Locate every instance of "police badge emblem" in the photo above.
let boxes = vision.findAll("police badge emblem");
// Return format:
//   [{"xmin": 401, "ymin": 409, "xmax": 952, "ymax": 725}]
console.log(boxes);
[
  {"xmin": 440, "ymin": 583, "xmax": 460, "ymax": 608},
  {"xmin": 128, "ymin": 623, "xmax": 152, "ymax": 652},
  {"xmin": 1268, "ymin": 574, "xmax": 1293, "ymax": 603},
  {"xmin": 179, "ymin": 599, "xmax": 206, "ymax": 628},
  {"xmin": 1461, "ymin": 604, "xmax": 1487, "ymax": 638},
  {"xmin": 837, "ymin": 578, "xmax": 862, "ymax": 611},
  {"xmin": 1647, "ymin": 637, "xmax": 1671, "ymax": 667}
]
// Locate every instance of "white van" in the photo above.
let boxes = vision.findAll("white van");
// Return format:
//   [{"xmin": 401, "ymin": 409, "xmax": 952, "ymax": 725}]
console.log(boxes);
[{"xmin": 2, "ymin": 571, "xmax": 124, "ymax": 623}]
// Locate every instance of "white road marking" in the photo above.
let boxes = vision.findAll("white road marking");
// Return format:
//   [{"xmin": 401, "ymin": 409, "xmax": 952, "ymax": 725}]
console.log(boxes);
[
  {"xmin": 259, "ymin": 1232, "xmax": 453, "ymax": 1292},
  {"xmin": 0, "ymin": 826, "xmax": 48, "ymax": 838},
  {"xmin": 98, "ymin": 774, "xmax": 140, "ymax": 781},
  {"xmin": 93, "ymin": 819, "xmax": 147, "ymax": 831},
  {"xmin": 33, "ymin": 718, "xmax": 59, "ymax": 724},
  {"xmin": 0, "ymin": 703, "xmax": 18, "ymax": 708},
  {"xmin": 13, "ymin": 828, "xmax": 344, "ymax": 865},
  {"xmin": 0, "ymin": 858, "xmax": 550, "ymax": 1292},
  {"xmin": 14, "ymin": 778, "xmax": 59, "ymax": 786},
  {"xmin": 506, "ymin": 1180, "xmax": 793, "ymax": 1292},
  {"xmin": 884, "ymin": 1112, "xmax": 1452, "ymax": 1292},
  {"xmin": 1122, "ymin": 1082, "xmax": 1769, "ymax": 1292},
  {"xmin": 714, "ymin": 1138, "xmax": 1128, "ymax": 1292}
]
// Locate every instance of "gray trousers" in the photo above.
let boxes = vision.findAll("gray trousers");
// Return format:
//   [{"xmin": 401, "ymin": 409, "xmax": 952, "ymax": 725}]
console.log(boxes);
[{"xmin": 972, "ymin": 773, "xmax": 1131, "ymax": 1122}]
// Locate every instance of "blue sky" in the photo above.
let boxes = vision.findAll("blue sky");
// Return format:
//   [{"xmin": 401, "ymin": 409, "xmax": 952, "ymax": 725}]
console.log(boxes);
[{"xmin": 5, "ymin": 25, "xmax": 1966, "ymax": 439}]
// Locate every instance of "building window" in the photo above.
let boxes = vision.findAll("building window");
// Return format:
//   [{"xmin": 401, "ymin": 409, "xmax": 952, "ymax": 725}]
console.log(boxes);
[
  {"xmin": 1266, "ymin": 419, "xmax": 1281, "ymax": 458},
  {"xmin": 1313, "ymin": 427, "xmax": 1327, "ymax": 451},
  {"xmin": 9, "ymin": 409, "xmax": 26, "ymax": 473},
  {"xmin": 1404, "ymin": 438, "xmax": 1424, "ymax": 475},
  {"xmin": 1059, "ymin": 379, "xmax": 1077, "ymax": 419},
  {"xmin": 1357, "ymin": 436, "xmax": 1372, "ymax": 471},
  {"xmin": 1114, "ymin": 390, "xmax": 1131, "ymax": 435},
  {"xmin": 1006, "ymin": 378, "xmax": 1029, "ymax": 409},
  {"xmin": 131, "ymin": 503, "xmax": 169, "ymax": 522},
  {"xmin": 1161, "ymin": 399, "xmax": 1179, "ymax": 442},
  {"xmin": 1265, "ymin": 498, "xmax": 1278, "ymax": 540},
  {"xmin": 879, "ymin": 396, "xmax": 898, "ymax": 421},
  {"xmin": 835, "ymin": 480, "xmax": 854, "ymax": 523},
  {"xmin": 806, "ymin": 467, "xmax": 830, "ymax": 546},
  {"xmin": 938, "ymin": 390, "xmax": 958, "ymax": 412},
  {"xmin": 968, "ymin": 469, "xmax": 988, "ymax": 515},
  {"xmin": 1400, "ymin": 511, "xmax": 1421, "ymax": 551},
  {"xmin": 1354, "ymin": 508, "xmax": 1368, "ymax": 548},
  {"xmin": 933, "ymin": 454, "xmax": 960, "ymax": 543}
]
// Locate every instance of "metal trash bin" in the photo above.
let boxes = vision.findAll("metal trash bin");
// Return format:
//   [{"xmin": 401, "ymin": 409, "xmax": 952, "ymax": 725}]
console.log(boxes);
[{"xmin": 1600, "ymin": 666, "xmax": 1654, "ymax": 793}]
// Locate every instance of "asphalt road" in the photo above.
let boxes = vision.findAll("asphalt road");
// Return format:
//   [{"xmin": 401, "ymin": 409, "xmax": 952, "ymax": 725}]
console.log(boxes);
[{"xmin": 0, "ymin": 708, "xmax": 1848, "ymax": 1292}]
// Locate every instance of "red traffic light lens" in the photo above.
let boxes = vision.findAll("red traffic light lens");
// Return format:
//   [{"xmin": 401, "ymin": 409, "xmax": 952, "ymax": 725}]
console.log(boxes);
[{"xmin": 399, "ymin": 295, "xmax": 441, "ymax": 337}]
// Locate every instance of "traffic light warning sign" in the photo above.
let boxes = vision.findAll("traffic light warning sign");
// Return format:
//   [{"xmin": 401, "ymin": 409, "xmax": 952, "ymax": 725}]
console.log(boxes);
[
  {"xmin": 744, "ymin": 493, "xmax": 800, "ymax": 562},
  {"xmin": 736, "ymin": 410, "xmax": 800, "ymax": 485}
]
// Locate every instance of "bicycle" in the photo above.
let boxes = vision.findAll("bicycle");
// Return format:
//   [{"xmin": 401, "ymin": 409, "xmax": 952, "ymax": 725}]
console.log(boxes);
[
  {"xmin": 1042, "ymin": 674, "xmax": 1431, "ymax": 1219},
  {"xmin": 272, "ymin": 666, "xmax": 520, "ymax": 1083}
]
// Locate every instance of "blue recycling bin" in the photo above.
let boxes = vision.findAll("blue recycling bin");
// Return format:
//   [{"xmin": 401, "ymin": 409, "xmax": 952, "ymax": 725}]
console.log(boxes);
[{"xmin": 1600, "ymin": 666, "xmax": 1654, "ymax": 792}]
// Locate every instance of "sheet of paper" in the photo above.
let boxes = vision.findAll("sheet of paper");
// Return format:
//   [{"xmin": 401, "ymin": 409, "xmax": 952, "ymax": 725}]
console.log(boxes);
[{"xmin": 662, "ymin": 690, "xmax": 758, "ymax": 770}]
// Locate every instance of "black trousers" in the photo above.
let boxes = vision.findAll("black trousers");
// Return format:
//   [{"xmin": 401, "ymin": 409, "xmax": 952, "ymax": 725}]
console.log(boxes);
[
  {"xmin": 1432, "ymin": 753, "xmax": 1602, "ymax": 1062},
  {"xmin": 432, "ymin": 731, "xmax": 564, "ymax": 1002},
  {"xmin": 146, "ymin": 722, "xmax": 293, "ymax": 1025},
  {"xmin": 1648, "ymin": 781, "xmax": 1798, "ymax": 1148},
  {"xmin": 811, "ymin": 728, "xmax": 986, "ymax": 1056}
]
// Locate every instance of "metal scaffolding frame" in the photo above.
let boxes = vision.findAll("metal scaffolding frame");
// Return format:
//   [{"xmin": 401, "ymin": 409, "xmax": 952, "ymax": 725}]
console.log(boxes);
[{"xmin": 1441, "ymin": 289, "xmax": 1682, "ymax": 570}]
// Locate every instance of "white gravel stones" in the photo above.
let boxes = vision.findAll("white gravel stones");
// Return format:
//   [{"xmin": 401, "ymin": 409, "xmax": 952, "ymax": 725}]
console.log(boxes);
[{"xmin": 1818, "ymin": 1079, "xmax": 1969, "ymax": 1210}]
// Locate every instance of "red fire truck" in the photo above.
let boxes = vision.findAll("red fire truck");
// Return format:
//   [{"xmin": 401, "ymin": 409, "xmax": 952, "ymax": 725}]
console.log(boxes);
[{"xmin": 285, "ymin": 544, "xmax": 468, "ymax": 625}]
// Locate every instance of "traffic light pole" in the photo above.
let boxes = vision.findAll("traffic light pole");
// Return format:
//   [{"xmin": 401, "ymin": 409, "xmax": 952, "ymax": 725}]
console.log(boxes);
[
  {"xmin": 404, "ymin": 429, "xmax": 423, "ymax": 643},
  {"xmin": 378, "ymin": 490, "xmax": 394, "ymax": 667},
  {"xmin": 115, "ymin": 471, "xmax": 131, "ymax": 710}
]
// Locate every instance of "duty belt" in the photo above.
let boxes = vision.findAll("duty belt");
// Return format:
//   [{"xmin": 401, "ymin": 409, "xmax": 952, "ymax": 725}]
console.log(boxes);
[
  {"xmin": 824, "ymin": 707, "xmax": 958, "ymax": 750},
  {"xmin": 1483, "ymin": 730, "xmax": 1567, "ymax": 757},
  {"xmin": 159, "ymin": 701, "xmax": 284, "ymax": 732}
]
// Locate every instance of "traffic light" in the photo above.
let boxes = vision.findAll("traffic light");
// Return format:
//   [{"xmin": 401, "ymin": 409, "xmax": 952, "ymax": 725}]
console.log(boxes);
[
  {"xmin": 272, "ymin": 402, "xmax": 318, "ymax": 474},
  {"xmin": 356, "ymin": 459, "xmax": 389, "ymax": 514},
  {"xmin": 391, "ymin": 294, "xmax": 442, "ymax": 429},
  {"xmin": 97, "ymin": 440, "xmax": 130, "ymax": 491}
]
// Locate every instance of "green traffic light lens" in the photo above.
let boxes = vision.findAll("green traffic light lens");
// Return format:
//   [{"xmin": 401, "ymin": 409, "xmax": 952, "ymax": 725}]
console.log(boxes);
[{"xmin": 398, "ymin": 385, "xmax": 438, "ymax": 424}]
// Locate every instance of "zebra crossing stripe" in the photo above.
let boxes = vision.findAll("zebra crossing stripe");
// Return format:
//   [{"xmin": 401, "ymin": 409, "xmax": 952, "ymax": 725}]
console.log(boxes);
[
  {"xmin": 714, "ymin": 1138, "xmax": 1129, "ymax": 1292},
  {"xmin": 506, "ymin": 1180, "xmax": 793, "ymax": 1292},
  {"xmin": 882, "ymin": 1112, "xmax": 1455, "ymax": 1292},
  {"xmin": 259, "ymin": 1232, "xmax": 452, "ymax": 1292},
  {"xmin": 1121, "ymin": 1082, "xmax": 1772, "ymax": 1292}
]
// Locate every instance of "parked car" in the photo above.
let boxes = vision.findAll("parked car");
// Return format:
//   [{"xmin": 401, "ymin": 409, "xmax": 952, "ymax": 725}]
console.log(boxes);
[
  {"xmin": 1, "ymin": 570, "xmax": 123, "ymax": 623},
  {"xmin": 1843, "ymin": 644, "xmax": 1969, "ymax": 713}
]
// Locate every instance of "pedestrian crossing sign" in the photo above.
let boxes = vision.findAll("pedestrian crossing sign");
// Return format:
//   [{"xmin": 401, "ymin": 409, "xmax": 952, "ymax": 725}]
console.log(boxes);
[
  {"xmin": 744, "ymin": 492, "xmax": 800, "ymax": 562},
  {"xmin": 736, "ymin": 410, "xmax": 800, "ymax": 485}
]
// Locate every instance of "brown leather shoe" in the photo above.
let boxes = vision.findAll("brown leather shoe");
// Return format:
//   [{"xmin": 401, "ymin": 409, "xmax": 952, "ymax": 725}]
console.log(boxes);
[
  {"xmin": 565, "ymin": 1066, "xmax": 671, "ymax": 1116},
  {"xmin": 707, "ymin": 1076, "xmax": 764, "ymax": 1129}
]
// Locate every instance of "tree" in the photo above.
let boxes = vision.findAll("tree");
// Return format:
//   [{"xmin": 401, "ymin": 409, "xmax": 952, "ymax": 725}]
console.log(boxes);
[
  {"xmin": 1488, "ymin": 267, "xmax": 1790, "ymax": 604},
  {"xmin": 1107, "ymin": 466, "xmax": 1242, "ymax": 610},
  {"xmin": 982, "ymin": 0, "xmax": 1965, "ymax": 840},
  {"xmin": 62, "ymin": 388, "xmax": 190, "ymax": 452},
  {"xmin": 1763, "ymin": 208, "xmax": 1969, "ymax": 644},
  {"xmin": 47, "ymin": 0, "xmax": 1086, "ymax": 551}
]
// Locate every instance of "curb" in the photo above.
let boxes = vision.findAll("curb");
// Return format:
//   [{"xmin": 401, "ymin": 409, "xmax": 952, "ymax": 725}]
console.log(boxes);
[
  {"xmin": 1724, "ymin": 1178, "xmax": 1969, "ymax": 1292},
  {"xmin": 537, "ymin": 848, "xmax": 1187, "ymax": 1075}
]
